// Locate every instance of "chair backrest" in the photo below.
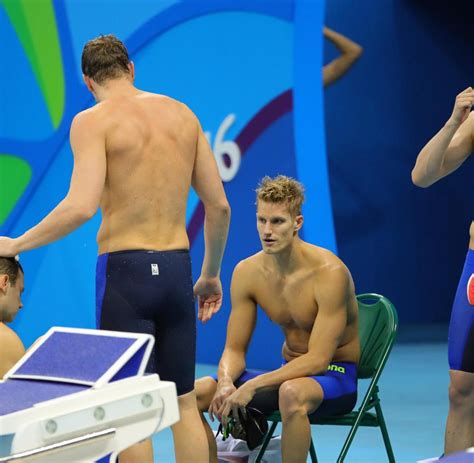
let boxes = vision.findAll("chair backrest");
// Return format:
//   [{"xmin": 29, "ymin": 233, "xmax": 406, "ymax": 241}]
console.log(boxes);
[{"xmin": 356, "ymin": 293, "xmax": 398, "ymax": 379}]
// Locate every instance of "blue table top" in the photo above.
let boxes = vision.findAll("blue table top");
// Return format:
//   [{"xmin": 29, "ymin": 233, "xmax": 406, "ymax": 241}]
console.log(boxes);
[{"xmin": 0, "ymin": 379, "xmax": 87, "ymax": 416}]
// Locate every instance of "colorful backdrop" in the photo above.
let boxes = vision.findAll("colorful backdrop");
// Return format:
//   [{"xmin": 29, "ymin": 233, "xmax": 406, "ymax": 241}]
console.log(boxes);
[
  {"xmin": 2, "ymin": 0, "xmax": 473, "ymax": 370},
  {"xmin": 1, "ymin": 0, "xmax": 330, "ymax": 369}
]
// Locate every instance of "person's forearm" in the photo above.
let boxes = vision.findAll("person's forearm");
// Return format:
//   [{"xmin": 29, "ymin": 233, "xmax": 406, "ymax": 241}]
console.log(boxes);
[
  {"xmin": 217, "ymin": 349, "xmax": 246, "ymax": 384},
  {"xmin": 245, "ymin": 354, "xmax": 326, "ymax": 393},
  {"xmin": 15, "ymin": 198, "xmax": 94, "ymax": 253},
  {"xmin": 324, "ymin": 27, "xmax": 362, "ymax": 56},
  {"xmin": 201, "ymin": 202, "xmax": 230, "ymax": 277},
  {"xmin": 412, "ymin": 120, "xmax": 460, "ymax": 187}
]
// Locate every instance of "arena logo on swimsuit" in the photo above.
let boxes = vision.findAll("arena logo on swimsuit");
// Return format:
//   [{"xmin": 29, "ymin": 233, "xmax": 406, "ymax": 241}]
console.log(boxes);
[
  {"xmin": 468, "ymin": 274, "xmax": 474, "ymax": 306},
  {"xmin": 205, "ymin": 114, "xmax": 241, "ymax": 182},
  {"xmin": 327, "ymin": 365, "xmax": 346, "ymax": 374}
]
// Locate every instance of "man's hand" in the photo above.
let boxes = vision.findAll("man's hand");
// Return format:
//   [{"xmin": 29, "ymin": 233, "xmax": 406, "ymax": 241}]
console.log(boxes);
[
  {"xmin": 0, "ymin": 237, "xmax": 19, "ymax": 257},
  {"xmin": 448, "ymin": 87, "xmax": 474, "ymax": 127},
  {"xmin": 208, "ymin": 379, "xmax": 237, "ymax": 422},
  {"xmin": 218, "ymin": 383, "xmax": 256, "ymax": 424},
  {"xmin": 194, "ymin": 275, "xmax": 223, "ymax": 323}
]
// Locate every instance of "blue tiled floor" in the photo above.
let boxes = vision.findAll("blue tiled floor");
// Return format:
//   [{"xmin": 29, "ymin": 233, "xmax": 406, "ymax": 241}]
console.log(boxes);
[{"xmin": 153, "ymin": 342, "xmax": 450, "ymax": 462}]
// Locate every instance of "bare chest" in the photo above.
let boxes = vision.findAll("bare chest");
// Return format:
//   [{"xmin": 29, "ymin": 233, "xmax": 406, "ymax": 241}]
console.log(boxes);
[{"xmin": 254, "ymin": 275, "xmax": 318, "ymax": 330}]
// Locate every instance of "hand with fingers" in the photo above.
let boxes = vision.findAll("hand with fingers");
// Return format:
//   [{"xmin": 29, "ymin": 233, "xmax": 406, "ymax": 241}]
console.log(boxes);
[
  {"xmin": 217, "ymin": 383, "xmax": 256, "ymax": 426},
  {"xmin": 448, "ymin": 87, "xmax": 474, "ymax": 127},
  {"xmin": 194, "ymin": 274, "xmax": 223, "ymax": 322},
  {"xmin": 0, "ymin": 237, "xmax": 19, "ymax": 258},
  {"xmin": 208, "ymin": 378, "xmax": 237, "ymax": 422}
]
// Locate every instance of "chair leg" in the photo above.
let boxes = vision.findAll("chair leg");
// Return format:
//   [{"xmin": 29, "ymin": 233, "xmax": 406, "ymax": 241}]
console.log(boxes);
[
  {"xmin": 336, "ymin": 411, "xmax": 365, "ymax": 462},
  {"xmin": 375, "ymin": 402, "xmax": 395, "ymax": 462},
  {"xmin": 254, "ymin": 421, "xmax": 279, "ymax": 463},
  {"xmin": 309, "ymin": 438, "xmax": 318, "ymax": 463}
]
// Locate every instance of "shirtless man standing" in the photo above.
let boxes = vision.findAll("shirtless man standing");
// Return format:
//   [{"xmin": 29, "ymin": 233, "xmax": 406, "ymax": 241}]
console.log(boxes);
[
  {"xmin": 0, "ymin": 257, "xmax": 25, "ymax": 378},
  {"xmin": 412, "ymin": 88, "xmax": 474, "ymax": 455},
  {"xmin": 195, "ymin": 176, "xmax": 359, "ymax": 463},
  {"xmin": 0, "ymin": 35, "xmax": 231, "ymax": 463}
]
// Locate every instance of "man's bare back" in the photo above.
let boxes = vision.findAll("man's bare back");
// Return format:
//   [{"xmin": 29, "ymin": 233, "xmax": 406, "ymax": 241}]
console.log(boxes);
[
  {"xmin": 239, "ymin": 242, "xmax": 360, "ymax": 365},
  {"xmin": 79, "ymin": 92, "xmax": 199, "ymax": 254}
]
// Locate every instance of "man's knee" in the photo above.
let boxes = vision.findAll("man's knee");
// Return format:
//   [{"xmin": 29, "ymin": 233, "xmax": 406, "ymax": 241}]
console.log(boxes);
[
  {"xmin": 448, "ymin": 371, "xmax": 474, "ymax": 410},
  {"xmin": 278, "ymin": 380, "xmax": 321, "ymax": 418},
  {"xmin": 195, "ymin": 376, "xmax": 217, "ymax": 412}
]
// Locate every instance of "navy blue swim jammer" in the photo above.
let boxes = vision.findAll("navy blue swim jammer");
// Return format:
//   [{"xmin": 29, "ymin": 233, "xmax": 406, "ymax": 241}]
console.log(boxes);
[{"xmin": 96, "ymin": 249, "xmax": 196, "ymax": 395}]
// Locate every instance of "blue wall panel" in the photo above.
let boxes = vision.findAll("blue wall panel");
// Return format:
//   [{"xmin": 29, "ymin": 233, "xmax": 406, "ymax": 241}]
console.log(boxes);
[{"xmin": 324, "ymin": 0, "xmax": 474, "ymax": 324}]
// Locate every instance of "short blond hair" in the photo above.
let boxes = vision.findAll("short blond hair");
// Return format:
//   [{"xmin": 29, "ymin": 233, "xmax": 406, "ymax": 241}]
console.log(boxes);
[{"xmin": 256, "ymin": 175, "xmax": 305, "ymax": 217}]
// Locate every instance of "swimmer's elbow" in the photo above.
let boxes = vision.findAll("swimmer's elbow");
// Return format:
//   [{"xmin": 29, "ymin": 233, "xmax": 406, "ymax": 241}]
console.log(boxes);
[
  {"xmin": 72, "ymin": 203, "xmax": 98, "ymax": 222},
  {"xmin": 411, "ymin": 169, "xmax": 432, "ymax": 188},
  {"xmin": 221, "ymin": 201, "xmax": 231, "ymax": 219},
  {"xmin": 208, "ymin": 200, "xmax": 231, "ymax": 219},
  {"xmin": 350, "ymin": 44, "xmax": 363, "ymax": 60},
  {"xmin": 410, "ymin": 169, "xmax": 423, "ymax": 187},
  {"xmin": 63, "ymin": 192, "xmax": 99, "ymax": 221},
  {"xmin": 83, "ymin": 207, "xmax": 99, "ymax": 221}
]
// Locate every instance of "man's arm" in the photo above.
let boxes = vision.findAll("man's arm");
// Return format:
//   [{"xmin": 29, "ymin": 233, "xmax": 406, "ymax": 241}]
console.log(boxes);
[
  {"xmin": 0, "ymin": 324, "xmax": 25, "ymax": 377},
  {"xmin": 208, "ymin": 261, "xmax": 257, "ymax": 420},
  {"xmin": 243, "ymin": 265, "xmax": 351, "ymax": 393},
  {"xmin": 0, "ymin": 112, "xmax": 106, "ymax": 256},
  {"xmin": 412, "ymin": 88, "xmax": 474, "ymax": 188},
  {"xmin": 217, "ymin": 261, "xmax": 257, "ymax": 383},
  {"xmin": 192, "ymin": 122, "xmax": 231, "ymax": 322},
  {"xmin": 323, "ymin": 26, "xmax": 363, "ymax": 87}
]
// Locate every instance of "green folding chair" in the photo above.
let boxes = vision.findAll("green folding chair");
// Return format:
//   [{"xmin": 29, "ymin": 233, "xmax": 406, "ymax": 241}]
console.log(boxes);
[{"xmin": 254, "ymin": 293, "xmax": 398, "ymax": 463}]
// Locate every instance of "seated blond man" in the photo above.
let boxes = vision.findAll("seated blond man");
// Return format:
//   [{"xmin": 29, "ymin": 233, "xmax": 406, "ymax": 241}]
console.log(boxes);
[
  {"xmin": 195, "ymin": 175, "xmax": 360, "ymax": 463},
  {"xmin": 0, "ymin": 256, "xmax": 25, "ymax": 377}
]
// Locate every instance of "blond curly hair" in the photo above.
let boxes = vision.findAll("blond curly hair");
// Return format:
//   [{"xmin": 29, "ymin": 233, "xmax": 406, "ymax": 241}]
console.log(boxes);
[{"xmin": 256, "ymin": 175, "xmax": 305, "ymax": 217}]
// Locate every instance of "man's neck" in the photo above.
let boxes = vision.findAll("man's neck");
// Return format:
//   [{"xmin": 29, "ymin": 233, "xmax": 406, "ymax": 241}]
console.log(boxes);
[
  {"xmin": 268, "ymin": 237, "xmax": 305, "ymax": 275},
  {"xmin": 94, "ymin": 79, "xmax": 139, "ymax": 102}
]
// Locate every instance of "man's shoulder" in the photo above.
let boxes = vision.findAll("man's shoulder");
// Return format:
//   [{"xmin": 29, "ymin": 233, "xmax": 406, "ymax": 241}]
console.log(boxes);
[
  {"xmin": 232, "ymin": 253, "xmax": 265, "ymax": 289},
  {"xmin": 302, "ymin": 242, "xmax": 351, "ymax": 280},
  {"xmin": 0, "ymin": 323, "xmax": 25, "ymax": 361},
  {"xmin": 0, "ymin": 323, "xmax": 24, "ymax": 346},
  {"xmin": 0, "ymin": 325, "xmax": 25, "ymax": 378},
  {"xmin": 234, "ymin": 252, "xmax": 264, "ymax": 273},
  {"xmin": 303, "ymin": 242, "xmax": 345, "ymax": 265},
  {"xmin": 71, "ymin": 105, "xmax": 105, "ymax": 132}
]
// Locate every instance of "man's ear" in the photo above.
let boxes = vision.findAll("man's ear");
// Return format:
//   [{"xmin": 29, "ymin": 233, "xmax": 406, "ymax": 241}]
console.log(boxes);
[
  {"xmin": 0, "ymin": 274, "xmax": 9, "ymax": 293},
  {"xmin": 128, "ymin": 61, "xmax": 135, "ymax": 81},
  {"xmin": 83, "ymin": 74, "xmax": 94, "ymax": 92},
  {"xmin": 294, "ymin": 215, "xmax": 304, "ymax": 232}
]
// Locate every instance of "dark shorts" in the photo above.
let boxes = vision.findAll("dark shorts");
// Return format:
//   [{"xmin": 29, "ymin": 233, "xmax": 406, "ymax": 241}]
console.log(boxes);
[
  {"xmin": 448, "ymin": 249, "xmax": 474, "ymax": 373},
  {"xmin": 212, "ymin": 361, "xmax": 357, "ymax": 417},
  {"xmin": 96, "ymin": 249, "xmax": 196, "ymax": 395}
]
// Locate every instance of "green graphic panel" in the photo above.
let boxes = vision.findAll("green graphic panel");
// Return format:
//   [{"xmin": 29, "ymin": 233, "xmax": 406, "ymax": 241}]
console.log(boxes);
[
  {"xmin": 0, "ymin": 156, "xmax": 32, "ymax": 226},
  {"xmin": 2, "ymin": 0, "xmax": 65, "ymax": 127}
]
